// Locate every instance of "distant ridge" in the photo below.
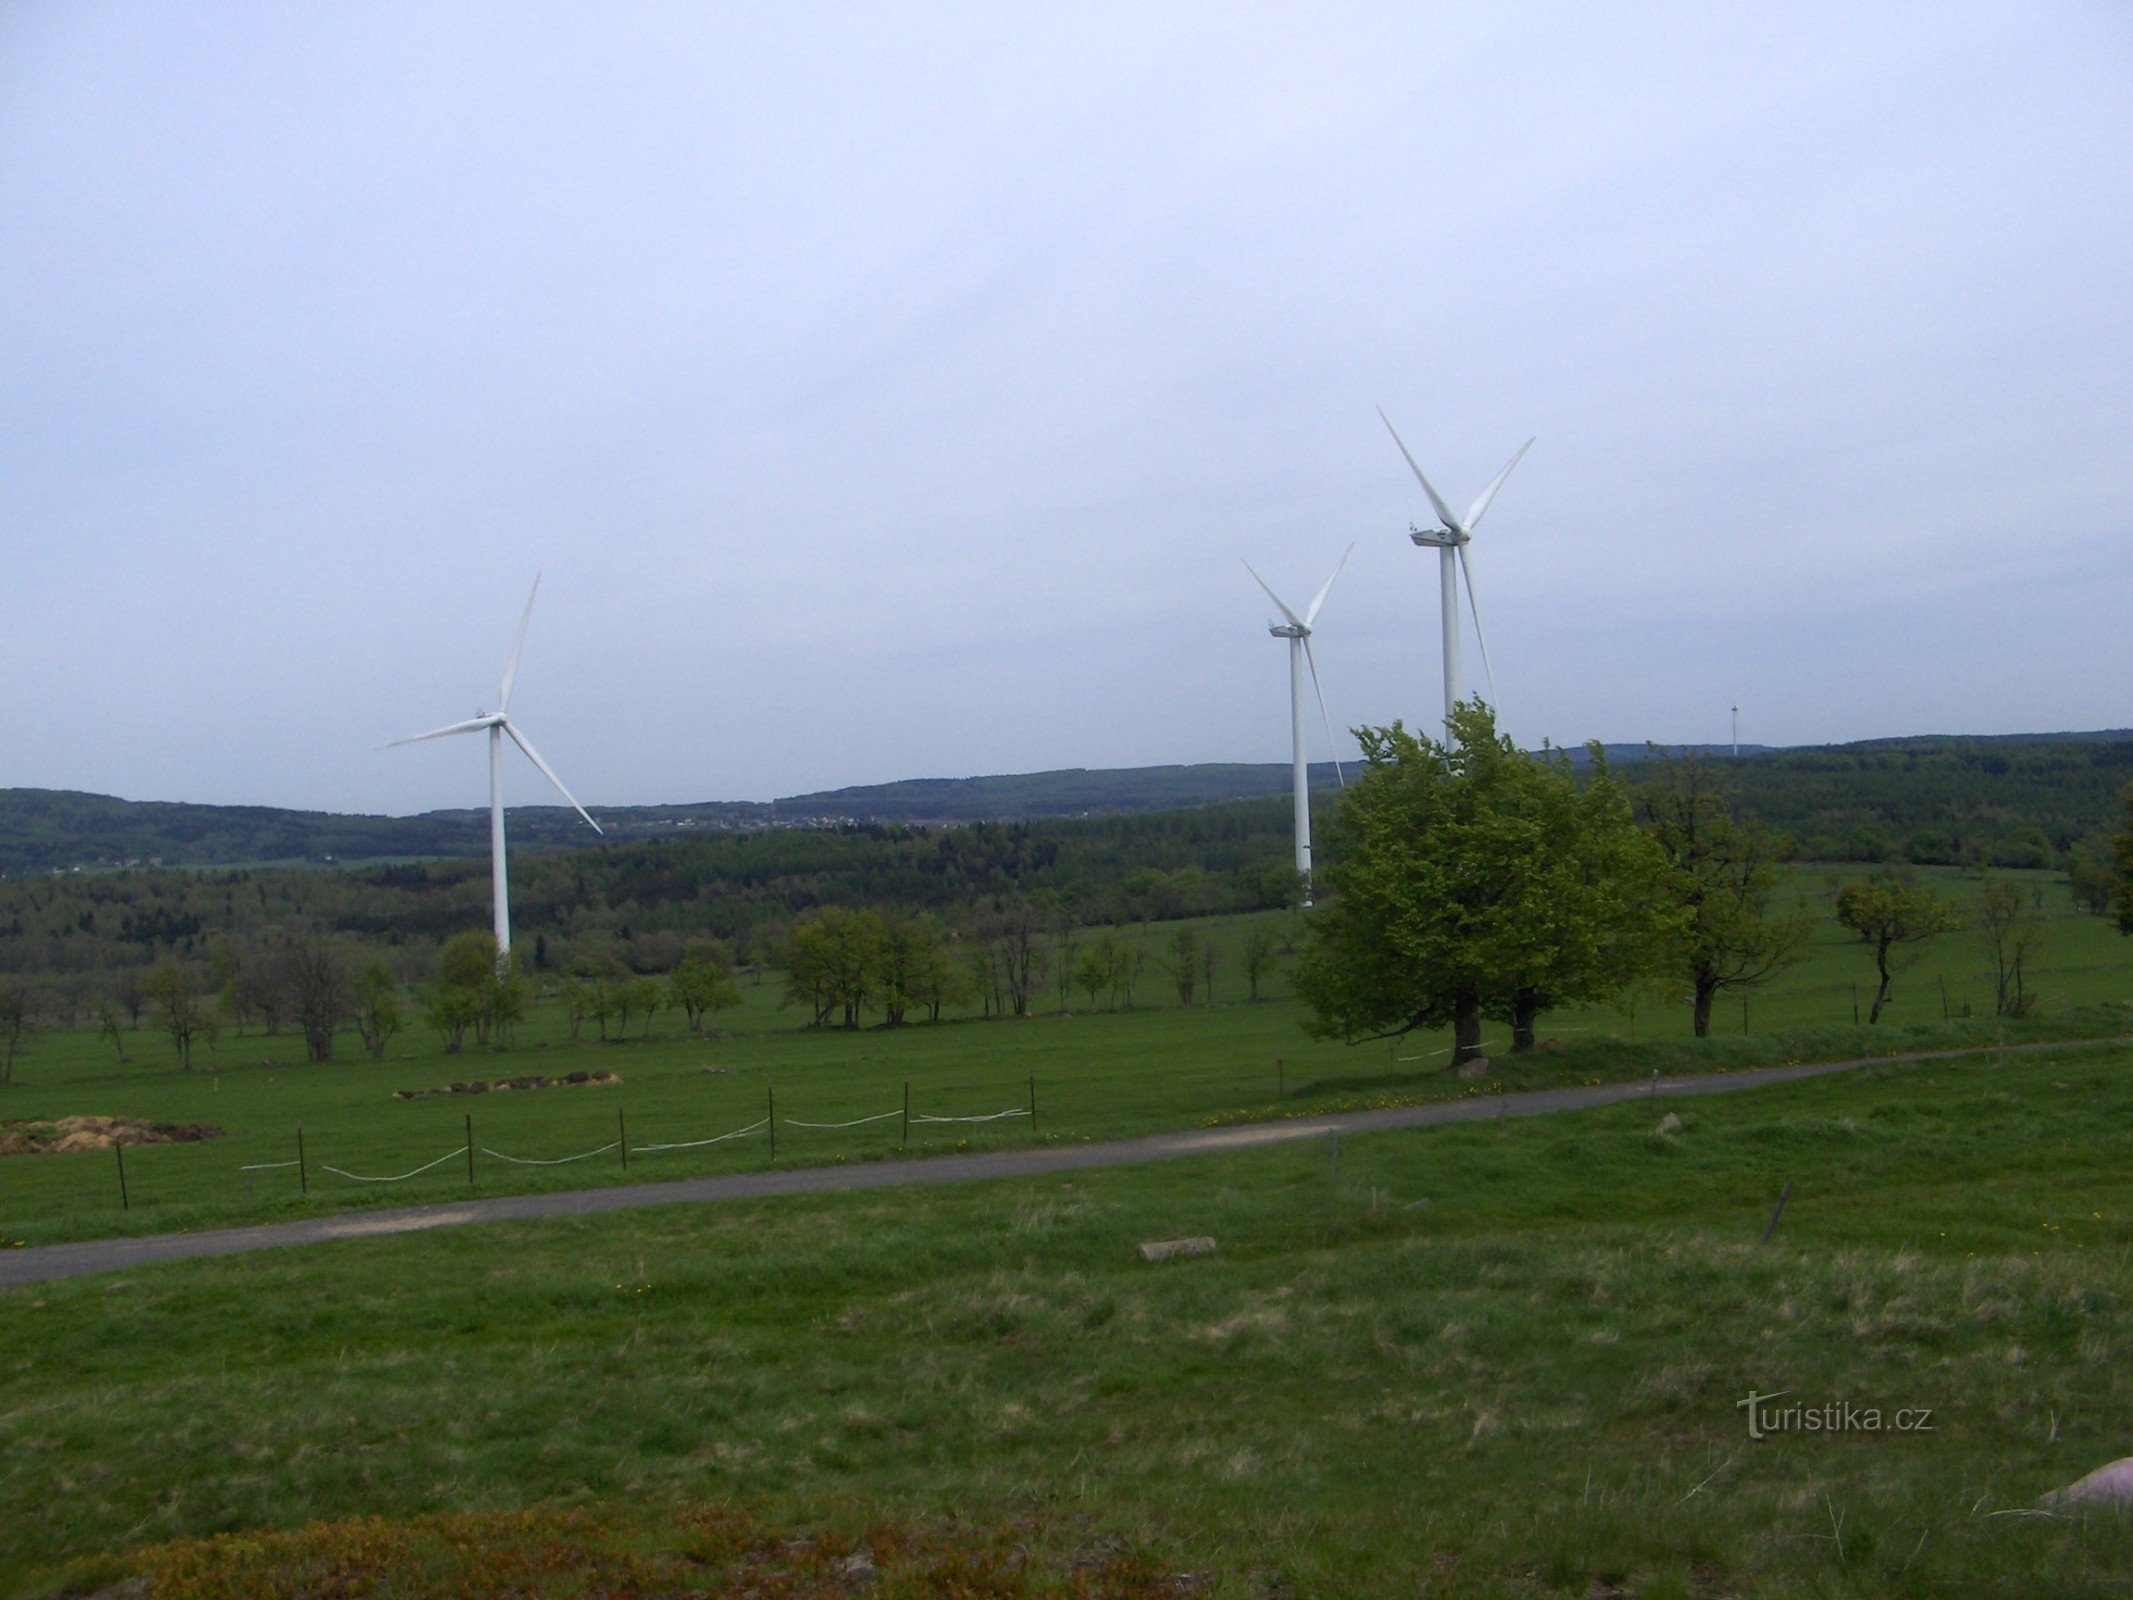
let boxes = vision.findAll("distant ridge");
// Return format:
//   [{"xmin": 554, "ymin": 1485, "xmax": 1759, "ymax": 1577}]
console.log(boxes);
[{"xmin": 3, "ymin": 728, "xmax": 2128, "ymax": 876}]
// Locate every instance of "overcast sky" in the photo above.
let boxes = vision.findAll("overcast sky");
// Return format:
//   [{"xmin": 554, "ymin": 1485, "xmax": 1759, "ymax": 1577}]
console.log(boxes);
[{"xmin": 3, "ymin": 3, "xmax": 2128, "ymax": 814}]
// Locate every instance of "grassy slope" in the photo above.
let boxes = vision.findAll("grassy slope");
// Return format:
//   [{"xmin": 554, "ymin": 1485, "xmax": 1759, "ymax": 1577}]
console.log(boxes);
[
  {"xmin": 1, "ymin": 871, "xmax": 2128, "ymax": 1247},
  {"xmin": 6, "ymin": 1044, "xmax": 2133, "ymax": 1597}
]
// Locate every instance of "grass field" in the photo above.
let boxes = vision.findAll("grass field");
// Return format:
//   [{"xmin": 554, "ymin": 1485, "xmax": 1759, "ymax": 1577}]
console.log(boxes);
[
  {"xmin": 7, "ymin": 1037, "xmax": 2133, "ymax": 1596},
  {"xmin": 1, "ymin": 869, "xmax": 2127, "ymax": 1247}
]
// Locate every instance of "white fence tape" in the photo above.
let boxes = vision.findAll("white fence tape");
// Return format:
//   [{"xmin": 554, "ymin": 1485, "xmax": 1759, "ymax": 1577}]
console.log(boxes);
[
  {"xmin": 634, "ymin": 1117, "xmax": 770, "ymax": 1154},
  {"xmin": 912, "ymin": 1107, "xmax": 1030, "ymax": 1125},
  {"xmin": 481, "ymin": 1140, "xmax": 621, "ymax": 1166},
  {"xmin": 783, "ymin": 1109, "xmax": 902, "ymax": 1130},
  {"xmin": 239, "ymin": 1160, "xmax": 302, "ymax": 1172},
  {"xmin": 319, "ymin": 1148, "xmax": 464, "ymax": 1184}
]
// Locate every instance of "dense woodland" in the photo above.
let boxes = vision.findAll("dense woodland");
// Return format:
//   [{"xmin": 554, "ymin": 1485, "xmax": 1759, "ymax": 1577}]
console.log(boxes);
[{"xmin": 0, "ymin": 735, "xmax": 2125, "ymax": 1047}]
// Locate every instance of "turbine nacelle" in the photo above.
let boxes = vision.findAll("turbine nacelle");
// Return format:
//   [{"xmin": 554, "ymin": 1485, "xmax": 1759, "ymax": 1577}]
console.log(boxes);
[
  {"xmin": 1269, "ymin": 621, "xmax": 1307, "ymax": 640},
  {"xmin": 1407, "ymin": 523, "xmax": 1468, "ymax": 549}
]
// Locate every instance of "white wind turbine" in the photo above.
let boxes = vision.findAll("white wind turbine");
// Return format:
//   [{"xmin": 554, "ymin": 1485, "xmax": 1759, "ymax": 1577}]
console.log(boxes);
[
  {"xmin": 1242, "ymin": 545, "xmax": 1351, "ymax": 904},
  {"xmin": 1376, "ymin": 408, "xmax": 1533, "ymax": 732},
  {"xmin": 388, "ymin": 575, "xmax": 602, "ymax": 965}
]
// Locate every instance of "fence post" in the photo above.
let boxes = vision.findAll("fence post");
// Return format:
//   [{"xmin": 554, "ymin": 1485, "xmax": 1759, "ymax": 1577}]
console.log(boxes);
[
  {"xmin": 464, "ymin": 1113, "xmax": 475, "ymax": 1188},
  {"xmin": 1277, "ymin": 1056, "xmax": 1284, "ymax": 1098},
  {"xmin": 768, "ymin": 1084, "xmax": 776, "ymax": 1161},
  {"xmin": 901, "ymin": 1079, "xmax": 909, "ymax": 1148},
  {"xmin": 1939, "ymin": 973, "xmax": 1950, "ymax": 1022},
  {"xmin": 1028, "ymin": 1075, "xmax": 1037, "ymax": 1135},
  {"xmin": 115, "ymin": 1141, "xmax": 129, "ymax": 1211},
  {"xmin": 1851, "ymin": 983, "xmax": 1860, "ymax": 1026},
  {"xmin": 1760, "ymin": 1180, "xmax": 1794, "ymax": 1245},
  {"xmin": 297, "ymin": 1124, "xmax": 307, "ymax": 1196},
  {"xmin": 619, "ymin": 1103, "xmax": 628, "ymax": 1170}
]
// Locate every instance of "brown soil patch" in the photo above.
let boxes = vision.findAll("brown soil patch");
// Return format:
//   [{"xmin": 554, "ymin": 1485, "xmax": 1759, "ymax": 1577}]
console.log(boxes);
[
  {"xmin": 394, "ymin": 1068, "xmax": 621, "ymax": 1101},
  {"xmin": 0, "ymin": 1116, "xmax": 226, "ymax": 1158}
]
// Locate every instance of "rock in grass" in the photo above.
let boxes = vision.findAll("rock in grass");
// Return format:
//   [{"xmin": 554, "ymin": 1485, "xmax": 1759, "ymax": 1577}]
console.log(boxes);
[
  {"xmin": 1456, "ymin": 1057, "xmax": 1491, "ymax": 1080},
  {"xmin": 1656, "ymin": 1112, "xmax": 1683, "ymax": 1134},
  {"xmin": 2043, "ymin": 1457, "xmax": 2133, "ymax": 1510},
  {"xmin": 841, "ymin": 1548, "xmax": 876, "ymax": 1584},
  {"xmin": 1138, "ymin": 1237, "xmax": 1217, "ymax": 1263}
]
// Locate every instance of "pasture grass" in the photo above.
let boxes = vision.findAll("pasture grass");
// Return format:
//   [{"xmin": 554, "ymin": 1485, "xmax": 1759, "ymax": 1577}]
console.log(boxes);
[
  {"xmin": 6, "ymin": 1041, "xmax": 2133, "ymax": 1595},
  {"xmin": 0, "ymin": 869, "xmax": 2127, "ymax": 1247}
]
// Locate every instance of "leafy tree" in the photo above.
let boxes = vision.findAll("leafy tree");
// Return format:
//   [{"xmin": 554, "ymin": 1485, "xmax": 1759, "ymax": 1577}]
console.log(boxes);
[
  {"xmin": 1296, "ymin": 704, "xmax": 1674, "ymax": 1061},
  {"xmin": 1050, "ymin": 926, "xmax": 1080, "ymax": 1013},
  {"xmin": 1637, "ymin": 754, "xmax": 1814, "ymax": 1037},
  {"xmin": 1834, "ymin": 871, "xmax": 1955, "ymax": 1023},
  {"xmin": 875, "ymin": 913, "xmax": 960, "ymax": 1025},
  {"xmin": 780, "ymin": 907, "xmax": 884, "ymax": 1029},
  {"xmin": 1974, "ymin": 880, "xmax": 2044, "ymax": 1020},
  {"xmin": 2067, "ymin": 838, "xmax": 2116, "ymax": 917},
  {"xmin": 425, "ymin": 984, "xmax": 480, "ymax": 1052},
  {"xmin": 278, "ymin": 923, "xmax": 351, "ymax": 1063},
  {"xmin": 354, "ymin": 961, "xmax": 404, "ymax": 1060},
  {"xmin": 430, "ymin": 930, "xmax": 526, "ymax": 1048},
  {"xmin": 1239, "ymin": 924, "xmax": 1280, "ymax": 1002},
  {"xmin": 670, "ymin": 955, "xmax": 742, "ymax": 1035},
  {"xmin": 140, "ymin": 960, "xmax": 208, "ymax": 1069},
  {"xmin": 1074, "ymin": 937, "xmax": 1111, "ymax": 1011},
  {"xmin": 1166, "ymin": 927, "xmax": 1199, "ymax": 1006}
]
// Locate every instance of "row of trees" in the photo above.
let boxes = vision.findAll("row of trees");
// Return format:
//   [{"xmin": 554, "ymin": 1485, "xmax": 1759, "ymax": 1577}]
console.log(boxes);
[
  {"xmin": 771, "ymin": 903, "xmax": 1285, "ymax": 1029},
  {"xmin": 1293, "ymin": 706, "xmax": 2132, "ymax": 1062}
]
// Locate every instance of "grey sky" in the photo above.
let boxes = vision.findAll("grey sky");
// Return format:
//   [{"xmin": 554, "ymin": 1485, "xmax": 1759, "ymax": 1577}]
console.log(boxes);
[{"xmin": 4, "ymin": 3, "xmax": 2128, "ymax": 813}]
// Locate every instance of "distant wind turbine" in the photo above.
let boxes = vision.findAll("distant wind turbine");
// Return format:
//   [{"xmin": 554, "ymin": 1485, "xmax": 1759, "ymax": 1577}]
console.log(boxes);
[
  {"xmin": 1376, "ymin": 407, "xmax": 1533, "ymax": 732},
  {"xmin": 387, "ymin": 575, "xmax": 602, "ymax": 965},
  {"xmin": 1243, "ymin": 545, "xmax": 1351, "ymax": 904}
]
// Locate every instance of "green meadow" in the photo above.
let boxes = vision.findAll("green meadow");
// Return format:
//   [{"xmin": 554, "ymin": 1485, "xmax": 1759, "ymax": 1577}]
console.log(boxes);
[
  {"xmin": 1, "ymin": 869, "xmax": 2127, "ymax": 1247},
  {"xmin": 7, "ymin": 1037, "xmax": 2133, "ymax": 1596}
]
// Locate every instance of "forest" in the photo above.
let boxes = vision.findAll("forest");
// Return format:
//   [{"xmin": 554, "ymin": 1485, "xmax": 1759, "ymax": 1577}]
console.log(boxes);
[{"xmin": 0, "ymin": 734, "xmax": 2124, "ymax": 1018}]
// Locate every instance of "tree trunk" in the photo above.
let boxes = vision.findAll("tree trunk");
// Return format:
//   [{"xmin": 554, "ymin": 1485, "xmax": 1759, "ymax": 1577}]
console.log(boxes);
[
  {"xmin": 1510, "ymin": 988, "xmax": 1539, "ymax": 1053},
  {"xmin": 1692, "ymin": 978, "xmax": 1717, "ymax": 1039},
  {"xmin": 1451, "ymin": 990, "xmax": 1482, "ymax": 1064}
]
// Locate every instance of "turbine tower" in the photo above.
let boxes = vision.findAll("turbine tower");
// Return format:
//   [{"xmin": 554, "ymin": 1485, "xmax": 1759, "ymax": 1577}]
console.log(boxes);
[
  {"xmin": 1376, "ymin": 408, "xmax": 1533, "ymax": 731},
  {"xmin": 388, "ymin": 575, "xmax": 602, "ymax": 964},
  {"xmin": 1243, "ymin": 545, "xmax": 1351, "ymax": 904}
]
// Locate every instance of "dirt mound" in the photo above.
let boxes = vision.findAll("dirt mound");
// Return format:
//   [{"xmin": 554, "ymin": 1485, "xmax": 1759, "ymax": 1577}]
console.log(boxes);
[
  {"xmin": 0, "ymin": 1116, "xmax": 226, "ymax": 1158},
  {"xmin": 394, "ymin": 1068, "xmax": 621, "ymax": 1101}
]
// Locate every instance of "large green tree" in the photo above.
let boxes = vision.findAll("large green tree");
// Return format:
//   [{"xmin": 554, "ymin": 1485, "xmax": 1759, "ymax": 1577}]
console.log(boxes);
[
  {"xmin": 1636, "ymin": 754, "xmax": 1814, "ymax": 1037},
  {"xmin": 1295, "ymin": 703, "xmax": 1675, "ymax": 1063}
]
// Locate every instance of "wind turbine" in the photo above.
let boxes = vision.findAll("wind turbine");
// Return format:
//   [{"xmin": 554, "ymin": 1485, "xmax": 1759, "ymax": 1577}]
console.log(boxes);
[
  {"xmin": 1243, "ymin": 545, "xmax": 1351, "ymax": 904},
  {"xmin": 1376, "ymin": 408, "xmax": 1533, "ymax": 732},
  {"xmin": 388, "ymin": 575, "xmax": 602, "ymax": 965}
]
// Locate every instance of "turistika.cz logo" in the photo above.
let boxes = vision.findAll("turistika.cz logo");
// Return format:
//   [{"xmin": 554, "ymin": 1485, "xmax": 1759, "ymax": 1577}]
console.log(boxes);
[{"xmin": 1737, "ymin": 1390, "xmax": 1935, "ymax": 1440}]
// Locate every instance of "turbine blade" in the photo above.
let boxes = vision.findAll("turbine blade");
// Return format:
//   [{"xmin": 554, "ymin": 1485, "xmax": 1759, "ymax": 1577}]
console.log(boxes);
[
  {"xmin": 498, "ymin": 573, "xmax": 541, "ymax": 713},
  {"xmin": 1464, "ymin": 437, "xmax": 1535, "ymax": 529},
  {"xmin": 384, "ymin": 717, "xmax": 491, "ymax": 749},
  {"xmin": 501, "ymin": 720, "xmax": 603, "ymax": 833},
  {"xmin": 1376, "ymin": 406, "xmax": 1460, "ymax": 530},
  {"xmin": 1457, "ymin": 545, "xmax": 1498, "ymax": 707},
  {"xmin": 1301, "ymin": 634, "xmax": 1346, "ymax": 788},
  {"xmin": 1241, "ymin": 560, "xmax": 1304, "ymax": 629},
  {"xmin": 1302, "ymin": 541, "xmax": 1354, "ymax": 628}
]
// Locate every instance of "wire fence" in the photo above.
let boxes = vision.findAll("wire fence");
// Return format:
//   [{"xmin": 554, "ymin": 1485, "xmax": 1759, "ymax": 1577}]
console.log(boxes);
[{"xmin": 214, "ymin": 1076, "xmax": 1044, "ymax": 1195}]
